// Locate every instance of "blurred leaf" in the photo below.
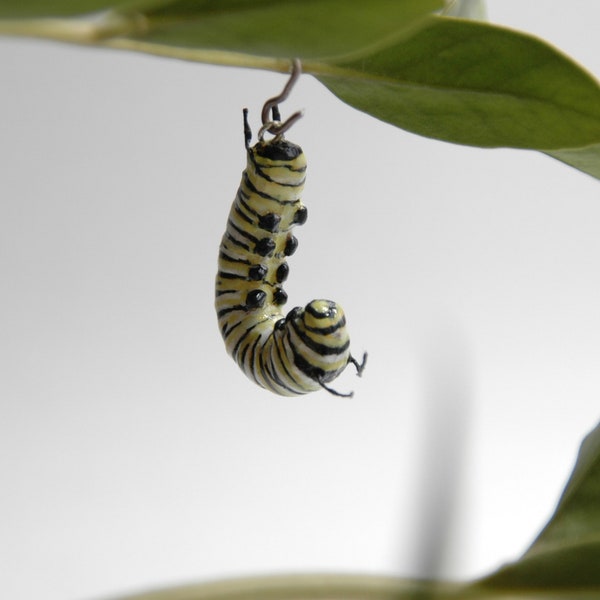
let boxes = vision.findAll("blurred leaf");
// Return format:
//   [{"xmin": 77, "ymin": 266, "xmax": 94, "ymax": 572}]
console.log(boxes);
[
  {"xmin": 112, "ymin": 572, "xmax": 600, "ymax": 600},
  {"xmin": 478, "ymin": 542, "xmax": 600, "ymax": 590},
  {"xmin": 475, "ymin": 420, "xmax": 600, "ymax": 591},
  {"xmin": 0, "ymin": 0, "xmax": 123, "ymax": 18},
  {"xmin": 317, "ymin": 16, "xmax": 600, "ymax": 152},
  {"xmin": 113, "ymin": 575, "xmax": 463, "ymax": 600},
  {"xmin": 525, "ymin": 420, "xmax": 600, "ymax": 553},
  {"xmin": 123, "ymin": 0, "xmax": 443, "ymax": 60}
]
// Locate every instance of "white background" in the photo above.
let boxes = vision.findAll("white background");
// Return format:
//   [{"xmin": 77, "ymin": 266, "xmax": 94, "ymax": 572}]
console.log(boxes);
[{"xmin": 1, "ymin": 2, "xmax": 599, "ymax": 599}]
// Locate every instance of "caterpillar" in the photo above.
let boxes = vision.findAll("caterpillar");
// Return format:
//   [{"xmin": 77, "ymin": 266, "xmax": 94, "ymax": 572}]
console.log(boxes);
[{"xmin": 215, "ymin": 62, "xmax": 366, "ymax": 397}]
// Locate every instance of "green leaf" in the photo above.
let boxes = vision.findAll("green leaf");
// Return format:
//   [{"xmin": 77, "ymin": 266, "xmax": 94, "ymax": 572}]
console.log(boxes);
[
  {"xmin": 1, "ymin": 3, "xmax": 598, "ymax": 179},
  {"xmin": 474, "ymin": 420, "xmax": 600, "ymax": 591},
  {"xmin": 443, "ymin": 0, "xmax": 487, "ymax": 20},
  {"xmin": 0, "ymin": 0, "xmax": 442, "ymax": 54},
  {"xmin": 526, "ymin": 420, "xmax": 600, "ymax": 553},
  {"xmin": 111, "ymin": 574, "xmax": 467, "ymax": 600},
  {"xmin": 0, "ymin": 0, "xmax": 124, "ymax": 18},
  {"xmin": 547, "ymin": 143, "xmax": 600, "ymax": 180},
  {"xmin": 123, "ymin": 0, "xmax": 443, "ymax": 60},
  {"xmin": 316, "ymin": 16, "xmax": 600, "ymax": 152},
  {"xmin": 108, "ymin": 572, "xmax": 600, "ymax": 600}
]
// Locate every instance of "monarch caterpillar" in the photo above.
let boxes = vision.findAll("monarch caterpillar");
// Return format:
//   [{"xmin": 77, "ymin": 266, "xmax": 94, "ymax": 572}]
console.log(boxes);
[{"xmin": 215, "ymin": 61, "xmax": 366, "ymax": 397}]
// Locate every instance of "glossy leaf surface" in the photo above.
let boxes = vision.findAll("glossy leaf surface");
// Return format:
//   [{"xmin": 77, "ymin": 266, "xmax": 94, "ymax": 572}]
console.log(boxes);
[
  {"xmin": 317, "ymin": 17, "xmax": 600, "ymax": 150},
  {"xmin": 130, "ymin": 0, "xmax": 443, "ymax": 60}
]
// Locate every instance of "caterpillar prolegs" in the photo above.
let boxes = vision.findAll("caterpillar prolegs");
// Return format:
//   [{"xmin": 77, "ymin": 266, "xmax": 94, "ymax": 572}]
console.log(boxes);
[{"xmin": 215, "ymin": 61, "xmax": 366, "ymax": 397}]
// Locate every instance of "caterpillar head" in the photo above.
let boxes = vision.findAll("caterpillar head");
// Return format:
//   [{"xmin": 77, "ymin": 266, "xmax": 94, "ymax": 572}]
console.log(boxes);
[
  {"xmin": 249, "ymin": 139, "xmax": 307, "ymax": 193},
  {"xmin": 283, "ymin": 300, "xmax": 351, "ymax": 387},
  {"xmin": 302, "ymin": 300, "xmax": 347, "ymax": 342}
]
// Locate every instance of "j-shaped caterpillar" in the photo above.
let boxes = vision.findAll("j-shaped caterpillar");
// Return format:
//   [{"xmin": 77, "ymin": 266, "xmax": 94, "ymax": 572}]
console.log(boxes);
[{"xmin": 215, "ymin": 62, "xmax": 366, "ymax": 396}]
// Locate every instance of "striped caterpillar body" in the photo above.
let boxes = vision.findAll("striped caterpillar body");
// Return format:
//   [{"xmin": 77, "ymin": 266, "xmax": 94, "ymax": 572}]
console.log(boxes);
[{"xmin": 215, "ymin": 109, "xmax": 365, "ymax": 397}]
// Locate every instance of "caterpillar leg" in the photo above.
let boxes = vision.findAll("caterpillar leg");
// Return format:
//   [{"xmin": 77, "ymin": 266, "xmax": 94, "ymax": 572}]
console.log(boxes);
[
  {"xmin": 318, "ymin": 378, "xmax": 355, "ymax": 398},
  {"xmin": 349, "ymin": 352, "xmax": 368, "ymax": 377},
  {"xmin": 317, "ymin": 352, "xmax": 368, "ymax": 398}
]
